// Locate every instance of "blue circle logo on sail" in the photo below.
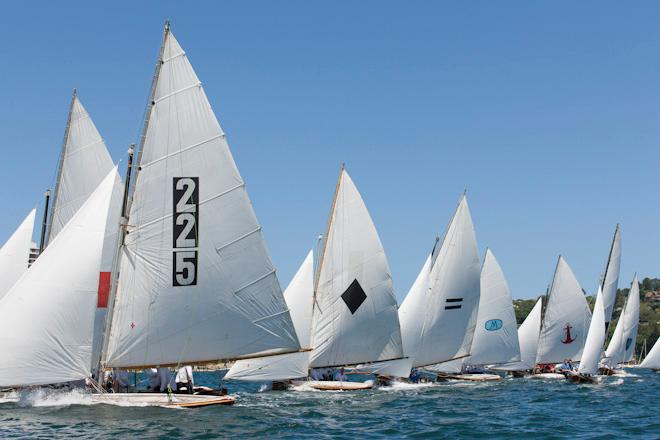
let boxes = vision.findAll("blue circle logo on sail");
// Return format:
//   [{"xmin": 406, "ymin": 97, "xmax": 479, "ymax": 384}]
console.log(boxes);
[{"xmin": 484, "ymin": 319, "xmax": 503, "ymax": 331}]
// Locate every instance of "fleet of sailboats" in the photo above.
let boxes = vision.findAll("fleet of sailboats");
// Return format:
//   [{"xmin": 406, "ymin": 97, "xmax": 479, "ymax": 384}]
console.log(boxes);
[{"xmin": 0, "ymin": 21, "xmax": 656, "ymax": 408}]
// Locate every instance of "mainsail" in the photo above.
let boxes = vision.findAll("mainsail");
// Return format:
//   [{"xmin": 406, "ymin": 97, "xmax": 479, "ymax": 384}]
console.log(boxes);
[
  {"xmin": 600, "ymin": 224, "xmax": 621, "ymax": 327},
  {"xmin": 308, "ymin": 168, "xmax": 404, "ymax": 368},
  {"xmin": 603, "ymin": 274, "xmax": 640, "ymax": 366},
  {"xmin": 102, "ymin": 25, "xmax": 300, "ymax": 369},
  {"xmin": 496, "ymin": 297, "xmax": 543, "ymax": 371},
  {"xmin": 639, "ymin": 337, "xmax": 660, "ymax": 369},
  {"xmin": 578, "ymin": 286, "xmax": 606, "ymax": 375},
  {"xmin": 536, "ymin": 256, "xmax": 591, "ymax": 364},
  {"xmin": 0, "ymin": 209, "xmax": 35, "ymax": 301},
  {"xmin": 0, "ymin": 170, "xmax": 117, "ymax": 387},
  {"xmin": 225, "ymin": 251, "xmax": 314, "ymax": 381},
  {"xmin": 399, "ymin": 194, "xmax": 481, "ymax": 368},
  {"xmin": 46, "ymin": 90, "xmax": 115, "ymax": 246}
]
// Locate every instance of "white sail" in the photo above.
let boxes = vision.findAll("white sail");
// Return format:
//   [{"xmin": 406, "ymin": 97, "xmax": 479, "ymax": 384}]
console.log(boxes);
[
  {"xmin": 309, "ymin": 169, "xmax": 404, "ymax": 368},
  {"xmin": 639, "ymin": 337, "xmax": 660, "ymax": 369},
  {"xmin": 600, "ymin": 225, "xmax": 621, "ymax": 326},
  {"xmin": 225, "ymin": 251, "xmax": 314, "ymax": 381},
  {"xmin": 428, "ymin": 249, "xmax": 520, "ymax": 372},
  {"xmin": 103, "ymin": 27, "xmax": 299, "ymax": 369},
  {"xmin": 603, "ymin": 274, "xmax": 640, "ymax": 366},
  {"xmin": 495, "ymin": 297, "xmax": 543, "ymax": 371},
  {"xmin": 578, "ymin": 286, "xmax": 606, "ymax": 375},
  {"xmin": 536, "ymin": 256, "xmax": 592, "ymax": 364},
  {"xmin": 0, "ymin": 170, "xmax": 117, "ymax": 387},
  {"xmin": 46, "ymin": 91, "xmax": 115, "ymax": 245},
  {"xmin": 0, "ymin": 209, "xmax": 35, "ymax": 301},
  {"xmin": 399, "ymin": 195, "xmax": 481, "ymax": 368}
]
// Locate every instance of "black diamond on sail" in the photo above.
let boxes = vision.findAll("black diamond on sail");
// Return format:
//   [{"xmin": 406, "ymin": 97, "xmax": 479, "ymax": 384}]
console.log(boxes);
[{"xmin": 341, "ymin": 279, "xmax": 367, "ymax": 314}]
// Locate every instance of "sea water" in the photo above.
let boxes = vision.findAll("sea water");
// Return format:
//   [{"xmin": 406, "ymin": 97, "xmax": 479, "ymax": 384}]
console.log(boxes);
[{"xmin": 0, "ymin": 370, "xmax": 657, "ymax": 439}]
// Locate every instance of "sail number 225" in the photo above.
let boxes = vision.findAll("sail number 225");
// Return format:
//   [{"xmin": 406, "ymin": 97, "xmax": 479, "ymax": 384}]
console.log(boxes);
[{"xmin": 173, "ymin": 177, "xmax": 199, "ymax": 286}]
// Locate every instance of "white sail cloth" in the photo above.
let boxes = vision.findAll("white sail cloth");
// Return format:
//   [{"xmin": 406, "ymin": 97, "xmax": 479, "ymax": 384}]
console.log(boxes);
[
  {"xmin": 309, "ymin": 169, "xmax": 404, "ymax": 368},
  {"xmin": 603, "ymin": 274, "xmax": 640, "ymax": 367},
  {"xmin": 600, "ymin": 225, "xmax": 621, "ymax": 326},
  {"xmin": 103, "ymin": 29, "xmax": 299, "ymax": 369},
  {"xmin": 639, "ymin": 338, "xmax": 660, "ymax": 369},
  {"xmin": 578, "ymin": 287, "xmax": 606, "ymax": 375},
  {"xmin": 428, "ymin": 249, "xmax": 520, "ymax": 372},
  {"xmin": 495, "ymin": 297, "xmax": 543, "ymax": 371},
  {"xmin": 536, "ymin": 256, "xmax": 591, "ymax": 364},
  {"xmin": 0, "ymin": 169, "xmax": 117, "ymax": 387},
  {"xmin": 46, "ymin": 93, "xmax": 115, "ymax": 245},
  {"xmin": 225, "ymin": 251, "xmax": 314, "ymax": 381},
  {"xmin": 399, "ymin": 195, "xmax": 481, "ymax": 368},
  {"xmin": 0, "ymin": 209, "xmax": 35, "ymax": 301}
]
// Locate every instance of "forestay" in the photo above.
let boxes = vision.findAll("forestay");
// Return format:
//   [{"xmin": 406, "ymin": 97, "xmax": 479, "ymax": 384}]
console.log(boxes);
[
  {"xmin": 495, "ymin": 297, "xmax": 543, "ymax": 371},
  {"xmin": 578, "ymin": 286, "xmax": 606, "ymax": 375},
  {"xmin": 399, "ymin": 195, "xmax": 481, "ymax": 368},
  {"xmin": 639, "ymin": 337, "xmax": 660, "ymax": 369},
  {"xmin": 600, "ymin": 225, "xmax": 621, "ymax": 326},
  {"xmin": 0, "ymin": 209, "xmax": 35, "ymax": 301},
  {"xmin": 103, "ymin": 27, "xmax": 299, "ymax": 369},
  {"xmin": 225, "ymin": 251, "xmax": 314, "ymax": 381},
  {"xmin": 0, "ymin": 170, "xmax": 117, "ymax": 387},
  {"xmin": 536, "ymin": 256, "xmax": 591, "ymax": 364},
  {"xmin": 309, "ymin": 169, "xmax": 404, "ymax": 368},
  {"xmin": 603, "ymin": 274, "xmax": 640, "ymax": 366}
]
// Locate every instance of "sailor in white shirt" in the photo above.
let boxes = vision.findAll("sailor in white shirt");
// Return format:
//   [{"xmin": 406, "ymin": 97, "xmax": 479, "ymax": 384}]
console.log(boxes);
[{"xmin": 175, "ymin": 366, "xmax": 194, "ymax": 394}]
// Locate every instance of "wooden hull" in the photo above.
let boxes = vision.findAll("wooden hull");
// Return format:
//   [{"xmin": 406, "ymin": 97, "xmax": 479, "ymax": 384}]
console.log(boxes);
[
  {"xmin": 437, "ymin": 373, "xmax": 502, "ymax": 382},
  {"xmin": 90, "ymin": 393, "xmax": 235, "ymax": 408},
  {"xmin": 566, "ymin": 374, "xmax": 598, "ymax": 384},
  {"xmin": 303, "ymin": 380, "xmax": 374, "ymax": 391}
]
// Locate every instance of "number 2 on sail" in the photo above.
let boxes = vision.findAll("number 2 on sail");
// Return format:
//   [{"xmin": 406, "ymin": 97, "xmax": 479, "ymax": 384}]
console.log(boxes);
[{"xmin": 173, "ymin": 177, "xmax": 199, "ymax": 286}]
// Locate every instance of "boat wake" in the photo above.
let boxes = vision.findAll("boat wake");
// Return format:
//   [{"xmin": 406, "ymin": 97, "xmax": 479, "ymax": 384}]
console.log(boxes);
[
  {"xmin": 11, "ymin": 389, "xmax": 94, "ymax": 408},
  {"xmin": 377, "ymin": 381, "xmax": 439, "ymax": 391}
]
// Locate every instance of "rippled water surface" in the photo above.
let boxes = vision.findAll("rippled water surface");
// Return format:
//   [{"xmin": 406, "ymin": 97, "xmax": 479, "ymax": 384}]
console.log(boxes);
[{"xmin": 1, "ymin": 370, "xmax": 658, "ymax": 439}]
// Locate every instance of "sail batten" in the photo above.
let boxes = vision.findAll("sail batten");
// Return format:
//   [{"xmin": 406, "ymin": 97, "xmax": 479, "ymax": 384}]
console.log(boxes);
[{"xmin": 103, "ymin": 26, "xmax": 299, "ymax": 369}]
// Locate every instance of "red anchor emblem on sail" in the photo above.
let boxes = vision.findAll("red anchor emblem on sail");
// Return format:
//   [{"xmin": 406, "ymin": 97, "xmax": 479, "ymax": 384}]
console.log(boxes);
[{"xmin": 561, "ymin": 323, "xmax": 575, "ymax": 344}]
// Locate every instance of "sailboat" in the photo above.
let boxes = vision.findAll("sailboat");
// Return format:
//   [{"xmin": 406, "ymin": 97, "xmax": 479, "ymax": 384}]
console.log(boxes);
[
  {"xmin": 533, "ymin": 256, "xmax": 591, "ymax": 379},
  {"xmin": 599, "ymin": 225, "xmax": 621, "ymax": 331},
  {"xmin": 601, "ymin": 274, "xmax": 640, "ymax": 372},
  {"xmin": 0, "ymin": 89, "xmax": 122, "ymax": 394},
  {"xmin": 94, "ymin": 22, "xmax": 302, "ymax": 407},
  {"xmin": 0, "ymin": 209, "xmax": 35, "ymax": 302},
  {"xmin": 494, "ymin": 297, "xmax": 543, "ymax": 375},
  {"xmin": 567, "ymin": 286, "xmax": 606, "ymax": 384},
  {"xmin": 428, "ymin": 249, "xmax": 520, "ymax": 381},
  {"xmin": 228, "ymin": 168, "xmax": 409, "ymax": 390},
  {"xmin": 639, "ymin": 337, "xmax": 660, "ymax": 370},
  {"xmin": 301, "ymin": 167, "xmax": 406, "ymax": 390},
  {"xmin": 399, "ymin": 194, "xmax": 481, "ymax": 377}
]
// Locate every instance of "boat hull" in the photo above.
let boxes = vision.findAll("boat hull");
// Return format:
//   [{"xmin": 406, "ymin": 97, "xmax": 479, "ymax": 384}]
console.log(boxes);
[
  {"xmin": 90, "ymin": 393, "xmax": 235, "ymax": 408},
  {"xmin": 300, "ymin": 380, "xmax": 373, "ymax": 391}
]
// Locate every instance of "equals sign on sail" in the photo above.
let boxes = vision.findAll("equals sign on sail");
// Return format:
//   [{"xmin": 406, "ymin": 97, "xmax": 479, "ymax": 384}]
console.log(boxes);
[{"xmin": 444, "ymin": 298, "xmax": 463, "ymax": 310}]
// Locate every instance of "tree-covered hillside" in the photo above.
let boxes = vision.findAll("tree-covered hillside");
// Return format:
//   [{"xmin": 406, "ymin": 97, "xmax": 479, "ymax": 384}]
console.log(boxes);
[{"xmin": 512, "ymin": 277, "xmax": 660, "ymax": 358}]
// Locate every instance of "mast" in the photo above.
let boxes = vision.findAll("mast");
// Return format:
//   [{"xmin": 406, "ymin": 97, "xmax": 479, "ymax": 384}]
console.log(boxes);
[
  {"xmin": 431, "ymin": 192, "xmax": 466, "ymax": 268},
  {"xmin": 601, "ymin": 223, "xmax": 619, "ymax": 331},
  {"xmin": 38, "ymin": 189, "xmax": 51, "ymax": 254},
  {"xmin": 45, "ymin": 88, "xmax": 77, "ymax": 248},
  {"xmin": 98, "ymin": 21, "xmax": 170, "ymax": 373}
]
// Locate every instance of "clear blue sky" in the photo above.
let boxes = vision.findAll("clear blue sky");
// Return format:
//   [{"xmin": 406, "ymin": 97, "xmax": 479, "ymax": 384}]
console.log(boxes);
[{"xmin": 0, "ymin": 1, "xmax": 658, "ymax": 300}]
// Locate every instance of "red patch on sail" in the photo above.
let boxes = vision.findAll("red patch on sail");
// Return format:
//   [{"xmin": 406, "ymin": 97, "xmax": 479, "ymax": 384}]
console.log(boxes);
[{"xmin": 97, "ymin": 272, "xmax": 111, "ymax": 308}]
